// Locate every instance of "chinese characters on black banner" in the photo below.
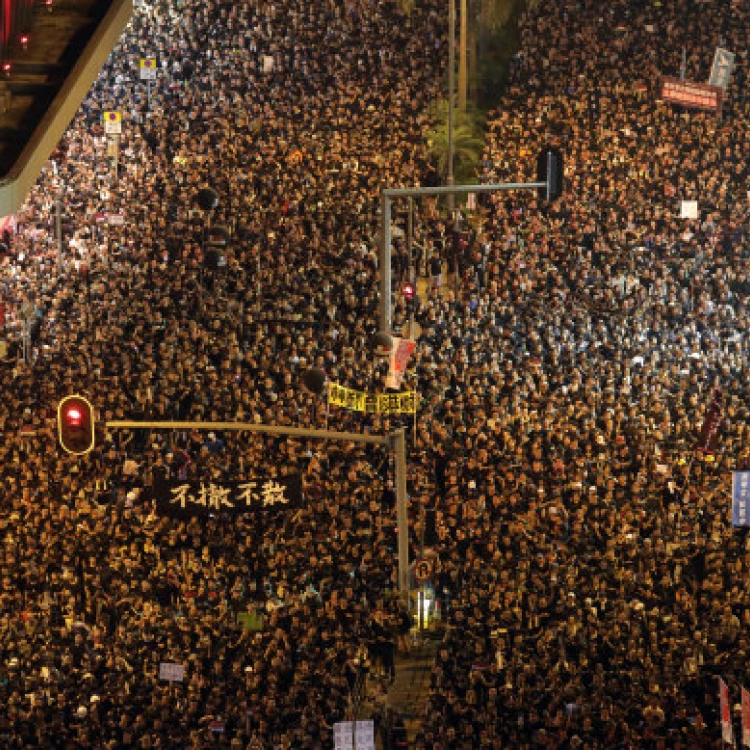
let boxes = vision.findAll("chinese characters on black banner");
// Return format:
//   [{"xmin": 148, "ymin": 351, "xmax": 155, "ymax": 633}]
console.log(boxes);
[{"xmin": 149, "ymin": 477, "xmax": 302, "ymax": 519}]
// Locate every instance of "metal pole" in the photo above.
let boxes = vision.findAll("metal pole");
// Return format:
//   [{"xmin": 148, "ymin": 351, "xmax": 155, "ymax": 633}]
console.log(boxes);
[
  {"xmin": 55, "ymin": 198, "xmax": 63, "ymax": 273},
  {"xmin": 413, "ymin": 375, "xmax": 418, "ymax": 449},
  {"xmin": 407, "ymin": 199, "xmax": 415, "ymax": 339},
  {"xmin": 447, "ymin": 0, "xmax": 456, "ymax": 212},
  {"xmin": 407, "ymin": 198, "xmax": 414, "ymax": 283},
  {"xmin": 384, "ymin": 182, "xmax": 545, "ymax": 199},
  {"xmin": 393, "ymin": 428, "xmax": 409, "ymax": 602},
  {"xmin": 468, "ymin": 0, "xmax": 477, "ymax": 103},
  {"xmin": 380, "ymin": 192, "xmax": 392, "ymax": 332},
  {"xmin": 418, "ymin": 503, "xmax": 426, "ymax": 640},
  {"xmin": 26, "ymin": 317, "xmax": 32, "ymax": 365},
  {"xmin": 256, "ymin": 235, "xmax": 262, "ymax": 313},
  {"xmin": 110, "ymin": 135, "xmax": 120, "ymax": 181},
  {"xmin": 458, "ymin": 0, "xmax": 468, "ymax": 110},
  {"xmin": 106, "ymin": 419, "xmax": 390, "ymax": 446},
  {"xmin": 377, "ymin": 180, "xmax": 546, "ymax": 333},
  {"xmin": 680, "ymin": 47, "xmax": 686, "ymax": 80},
  {"xmin": 419, "ymin": 587, "xmax": 424, "ymax": 638}
]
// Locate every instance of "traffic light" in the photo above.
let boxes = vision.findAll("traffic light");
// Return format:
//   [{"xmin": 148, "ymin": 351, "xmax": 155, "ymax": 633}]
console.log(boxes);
[
  {"xmin": 536, "ymin": 146, "xmax": 564, "ymax": 201},
  {"xmin": 58, "ymin": 395, "xmax": 95, "ymax": 455},
  {"xmin": 204, "ymin": 224, "xmax": 230, "ymax": 271}
]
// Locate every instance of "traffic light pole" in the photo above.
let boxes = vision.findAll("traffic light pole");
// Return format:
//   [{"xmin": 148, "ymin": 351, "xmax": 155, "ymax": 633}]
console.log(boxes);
[
  {"xmin": 379, "ymin": 181, "xmax": 545, "ymax": 332},
  {"xmin": 106, "ymin": 420, "xmax": 411, "ymax": 601}
]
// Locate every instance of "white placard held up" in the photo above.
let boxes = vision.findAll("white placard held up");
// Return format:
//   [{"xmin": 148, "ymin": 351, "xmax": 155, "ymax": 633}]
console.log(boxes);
[
  {"xmin": 680, "ymin": 200, "xmax": 698, "ymax": 219},
  {"xmin": 708, "ymin": 47, "xmax": 735, "ymax": 90},
  {"xmin": 333, "ymin": 720, "xmax": 375, "ymax": 750},
  {"xmin": 159, "ymin": 662, "xmax": 185, "ymax": 683}
]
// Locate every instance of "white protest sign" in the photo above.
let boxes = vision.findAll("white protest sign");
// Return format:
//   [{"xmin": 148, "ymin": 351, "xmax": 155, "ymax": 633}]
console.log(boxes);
[
  {"xmin": 158, "ymin": 662, "xmax": 185, "ymax": 683},
  {"xmin": 680, "ymin": 200, "xmax": 698, "ymax": 219},
  {"xmin": 333, "ymin": 721, "xmax": 375, "ymax": 750},
  {"xmin": 708, "ymin": 47, "xmax": 735, "ymax": 90}
]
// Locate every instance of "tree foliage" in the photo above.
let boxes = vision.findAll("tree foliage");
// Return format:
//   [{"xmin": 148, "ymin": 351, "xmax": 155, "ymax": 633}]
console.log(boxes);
[{"xmin": 425, "ymin": 99, "xmax": 486, "ymax": 185}]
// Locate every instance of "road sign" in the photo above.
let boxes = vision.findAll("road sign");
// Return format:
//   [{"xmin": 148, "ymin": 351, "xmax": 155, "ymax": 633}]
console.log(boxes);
[
  {"xmin": 139, "ymin": 57, "xmax": 157, "ymax": 80},
  {"xmin": 414, "ymin": 558, "xmax": 433, "ymax": 582},
  {"xmin": 103, "ymin": 111, "xmax": 122, "ymax": 135}
]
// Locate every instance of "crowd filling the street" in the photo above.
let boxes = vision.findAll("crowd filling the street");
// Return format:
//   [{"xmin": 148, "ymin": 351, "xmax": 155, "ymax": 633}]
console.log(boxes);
[{"xmin": 0, "ymin": 0, "xmax": 749, "ymax": 747}]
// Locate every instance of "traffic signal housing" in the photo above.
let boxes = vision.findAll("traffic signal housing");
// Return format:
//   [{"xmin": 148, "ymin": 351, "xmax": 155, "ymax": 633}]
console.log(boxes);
[
  {"xmin": 58, "ymin": 395, "xmax": 95, "ymax": 455},
  {"xmin": 536, "ymin": 146, "xmax": 564, "ymax": 202}
]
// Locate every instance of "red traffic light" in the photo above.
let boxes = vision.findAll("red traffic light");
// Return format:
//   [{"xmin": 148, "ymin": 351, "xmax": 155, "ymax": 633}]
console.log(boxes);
[
  {"xmin": 65, "ymin": 406, "xmax": 83, "ymax": 425},
  {"xmin": 58, "ymin": 395, "xmax": 95, "ymax": 455},
  {"xmin": 402, "ymin": 282, "xmax": 415, "ymax": 300}
]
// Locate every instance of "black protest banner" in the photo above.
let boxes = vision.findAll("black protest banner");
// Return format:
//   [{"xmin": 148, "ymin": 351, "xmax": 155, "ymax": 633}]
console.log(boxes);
[
  {"xmin": 149, "ymin": 476, "xmax": 302, "ymax": 519},
  {"xmin": 696, "ymin": 389, "xmax": 723, "ymax": 454}
]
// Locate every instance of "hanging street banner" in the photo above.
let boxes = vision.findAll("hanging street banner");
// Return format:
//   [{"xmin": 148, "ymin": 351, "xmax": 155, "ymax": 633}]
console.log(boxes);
[
  {"xmin": 148, "ymin": 476, "xmax": 302, "ymax": 519},
  {"xmin": 660, "ymin": 77, "xmax": 723, "ymax": 113},
  {"xmin": 708, "ymin": 47, "xmax": 735, "ymax": 90},
  {"xmin": 386, "ymin": 337, "xmax": 416, "ymax": 389},
  {"xmin": 732, "ymin": 472, "xmax": 750, "ymax": 527},
  {"xmin": 328, "ymin": 382, "xmax": 417, "ymax": 414}
]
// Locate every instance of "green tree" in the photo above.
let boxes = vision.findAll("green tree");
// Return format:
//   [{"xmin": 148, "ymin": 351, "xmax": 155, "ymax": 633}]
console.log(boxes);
[
  {"xmin": 425, "ymin": 99, "xmax": 486, "ymax": 185},
  {"xmin": 395, "ymin": 0, "xmax": 417, "ymax": 13}
]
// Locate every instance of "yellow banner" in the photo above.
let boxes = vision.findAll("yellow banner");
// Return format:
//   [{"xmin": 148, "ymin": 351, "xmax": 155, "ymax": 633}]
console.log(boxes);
[{"xmin": 328, "ymin": 382, "xmax": 417, "ymax": 414}]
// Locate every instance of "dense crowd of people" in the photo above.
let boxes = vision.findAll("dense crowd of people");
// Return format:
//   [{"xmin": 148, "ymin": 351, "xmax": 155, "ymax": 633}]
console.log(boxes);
[
  {"xmin": 412, "ymin": 0, "xmax": 750, "ymax": 748},
  {"xmin": 0, "ymin": 0, "xmax": 444, "ymax": 747},
  {"xmin": 0, "ymin": 0, "xmax": 748, "ymax": 746}
]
